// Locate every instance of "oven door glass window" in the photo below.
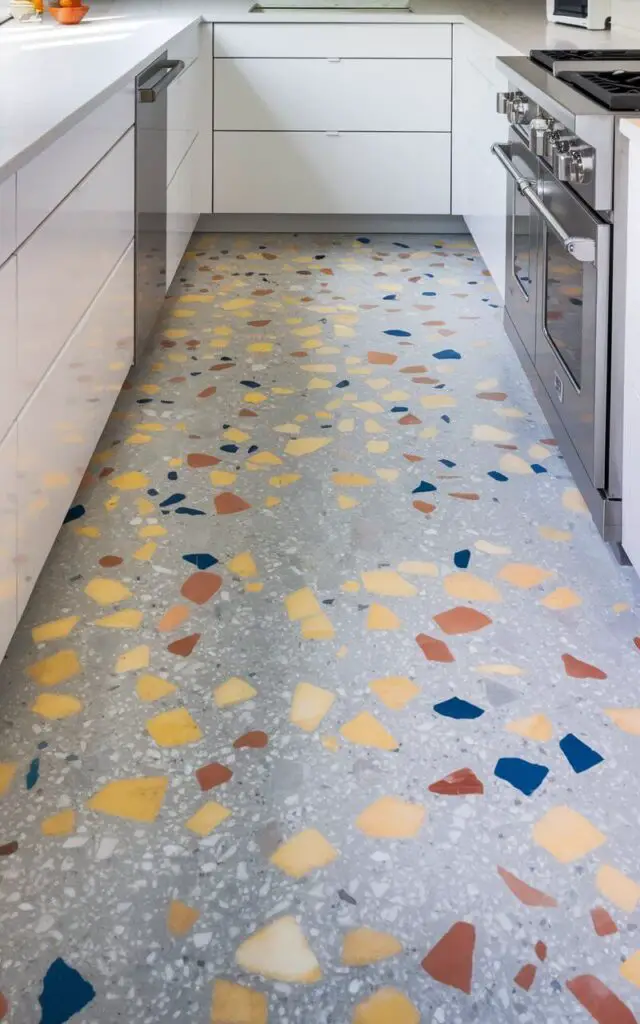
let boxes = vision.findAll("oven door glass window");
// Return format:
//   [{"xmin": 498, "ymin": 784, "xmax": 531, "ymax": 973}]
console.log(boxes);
[
  {"xmin": 512, "ymin": 186, "xmax": 534, "ymax": 300},
  {"xmin": 543, "ymin": 226, "xmax": 584, "ymax": 389}
]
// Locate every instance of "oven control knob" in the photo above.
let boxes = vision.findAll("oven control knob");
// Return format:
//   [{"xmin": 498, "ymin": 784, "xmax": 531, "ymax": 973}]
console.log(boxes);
[
  {"xmin": 544, "ymin": 129, "xmax": 572, "ymax": 163},
  {"xmin": 508, "ymin": 92, "xmax": 531, "ymax": 125},
  {"xmin": 529, "ymin": 116, "xmax": 556, "ymax": 156},
  {"xmin": 496, "ymin": 91, "xmax": 516, "ymax": 115},
  {"xmin": 553, "ymin": 143, "xmax": 595, "ymax": 185}
]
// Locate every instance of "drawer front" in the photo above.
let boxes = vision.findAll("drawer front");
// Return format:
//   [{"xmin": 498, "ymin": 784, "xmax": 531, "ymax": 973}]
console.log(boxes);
[
  {"xmin": 17, "ymin": 128, "xmax": 134, "ymax": 409},
  {"xmin": 0, "ymin": 424, "xmax": 17, "ymax": 661},
  {"xmin": 214, "ymin": 131, "xmax": 451, "ymax": 214},
  {"xmin": 168, "ymin": 42, "xmax": 201, "ymax": 184},
  {"xmin": 214, "ymin": 22, "xmax": 452, "ymax": 58},
  {"xmin": 0, "ymin": 174, "xmax": 16, "ymax": 266},
  {"xmin": 167, "ymin": 138, "xmax": 200, "ymax": 289},
  {"xmin": 623, "ymin": 385, "xmax": 640, "ymax": 570},
  {"xmin": 17, "ymin": 84, "xmax": 134, "ymax": 246},
  {"xmin": 0, "ymin": 257, "xmax": 18, "ymax": 441},
  {"xmin": 215, "ymin": 58, "xmax": 451, "ymax": 132},
  {"xmin": 17, "ymin": 243, "xmax": 134, "ymax": 615}
]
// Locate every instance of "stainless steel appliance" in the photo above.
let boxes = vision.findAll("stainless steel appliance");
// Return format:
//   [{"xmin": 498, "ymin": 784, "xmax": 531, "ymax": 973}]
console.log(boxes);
[
  {"xmin": 135, "ymin": 53, "xmax": 184, "ymax": 361},
  {"xmin": 492, "ymin": 49, "xmax": 640, "ymax": 557}
]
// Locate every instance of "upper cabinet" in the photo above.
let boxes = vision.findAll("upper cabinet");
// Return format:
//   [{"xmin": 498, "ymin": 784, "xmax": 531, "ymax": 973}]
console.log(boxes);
[{"xmin": 213, "ymin": 23, "xmax": 453, "ymax": 217}]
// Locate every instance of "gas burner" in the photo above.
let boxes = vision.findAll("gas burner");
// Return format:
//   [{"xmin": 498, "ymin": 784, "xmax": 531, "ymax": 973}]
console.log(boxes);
[
  {"xmin": 560, "ymin": 69, "xmax": 640, "ymax": 110},
  {"xmin": 530, "ymin": 48, "xmax": 640, "ymax": 71}
]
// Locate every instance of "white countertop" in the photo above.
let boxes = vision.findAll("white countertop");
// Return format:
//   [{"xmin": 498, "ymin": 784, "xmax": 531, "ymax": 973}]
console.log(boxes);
[{"xmin": 2, "ymin": 0, "xmax": 640, "ymax": 183}]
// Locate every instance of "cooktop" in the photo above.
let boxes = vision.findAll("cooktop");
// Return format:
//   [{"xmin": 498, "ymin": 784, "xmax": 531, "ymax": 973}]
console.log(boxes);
[
  {"xmin": 530, "ymin": 48, "xmax": 640, "ymax": 71},
  {"xmin": 559, "ymin": 69, "xmax": 640, "ymax": 110}
]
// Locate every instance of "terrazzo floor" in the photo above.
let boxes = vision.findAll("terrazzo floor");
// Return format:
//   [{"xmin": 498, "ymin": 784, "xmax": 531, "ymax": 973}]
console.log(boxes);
[{"xmin": 1, "ymin": 233, "xmax": 640, "ymax": 1024}]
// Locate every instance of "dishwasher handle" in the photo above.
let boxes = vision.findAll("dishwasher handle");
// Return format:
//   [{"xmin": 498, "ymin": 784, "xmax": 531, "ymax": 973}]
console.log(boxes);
[
  {"xmin": 138, "ymin": 59, "xmax": 185, "ymax": 103},
  {"xmin": 491, "ymin": 142, "xmax": 595, "ymax": 264}
]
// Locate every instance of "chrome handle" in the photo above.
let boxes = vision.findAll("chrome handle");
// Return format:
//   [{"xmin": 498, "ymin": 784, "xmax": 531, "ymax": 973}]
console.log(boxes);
[
  {"xmin": 138, "ymin": 59, "xmax": 185, "ymax": 102},
  {"xmin": 491, "ymin": 143, "xmax": 596, "ymax": 264}
]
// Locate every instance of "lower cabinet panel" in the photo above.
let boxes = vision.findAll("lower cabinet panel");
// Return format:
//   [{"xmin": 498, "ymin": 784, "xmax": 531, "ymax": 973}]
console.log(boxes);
[
  {"xmin": 16, "ymin": 243, "xmax": 134, "ymax": 616},
  {"xmin": 166, "ymin": 138, "xmax": 200, "ymax": 290},
  {"xmin": 214, "ymin": 131, "xmax": 451, "ymax": 215},
  {"xmin": 0, "ymin": 425, "xmax": 17, "ymax": 660}
]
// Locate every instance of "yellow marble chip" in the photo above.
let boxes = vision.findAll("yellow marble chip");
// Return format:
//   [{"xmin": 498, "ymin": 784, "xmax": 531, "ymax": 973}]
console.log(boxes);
[
  {"xmin": 214, "ymin": 677, "xmax": 257, "ymax": 708},
  {"xmin": 228, "ymin": 552, "xmax": 258, "ymax": 578},
  {"xmin": 353, "ymin": 988, "xmax": 419, "ymax": 1024},
  {"xmin": 377, "ymin": 468, "xmax": 399, "ymax": 482},
  {"xmin": 361, "ymin": 571, "xmax": 417, "ymax": 598},
  {"xmin": 115, "ymin": 645, "xmax": 150, "ymax": 674},
  {"xmin": 211, "ymin": 979, "xmax": 268, "ymax": 1024},
  {"xmin": 596, "ymin": 864, "xmax": 640, "ymax": 912},
  {"xmin": 538, "ymin": 525, "xmax": 572, "ymax": 542},
  {"xmin": 477, "ymin": 663, "xmax": 523, "ymax": 676},
  {"xmin": 235, "ymin": 916, "xmax": 322, "ymax": 984},
  {"xmin": 540, "ymin": 587, "xmax": 582, "ymax": 610},
  {"xmin": 270, "ymin": 828, "xmax": 338, "ymax": 878},
  {"xmin": 27, "ymin": 649, "xmax": 81, "ymax": 687},
  {"xmin": 126, "ymin": 433, "xmax": 152, "ymax": 445},
  {"xmin": 367, "ymin": 604, "xmax": 401, "ymax": 631},
  {"xmin": 147, "ymin": 708, "xmax": 202, "ymax": 747},
  {"xmin": 31, "ymin": 693, "xmax": 83, "ymax": 720},
  {"xmin": 270, "ymin": 474, "xmax": 301, "ymax": 488},
  {"xmin": 474, "ymin": 539, "xmax": 512, "ymax": 555},
  {"xmin": 224, "ymin": 428, "xmax": 249, "ymax": 444},
  {"xmin": 248, "ymin": 451, "xmax": 282, "ymax": 466},
  {"xmin": 341, "ymin": 581, "xmax": 360, "ymax": 593},
  {"xmin": 95, "ymin": 609, "xmax": 144, "ymax": 630},
  {"xmin": 300, "ymin": 612, "xmax": 335, "ymax": 640},
  {"xmin": 108, "ymin": 471, "xmax": 151, "ymax": 491},
  {"xmin": 136, "ymin": 674, "xmax": 177, "ymax": 702},
  {"xmin": 135, "ymin": 425, "xmax": 164, "ymax": 435},
  {"xmin": 472, "ymin": 424, "xmax": 514, "ymax": 443},
  {"xmin": 342, "ymin": 928, "xmax": 403, "ymax": 967},
  {"xmin": 272, "ymin": 387, "xmax": 294, "ymax": 396},
  {"xmin": 285, "ymin": 588, "xmax": 321, "ymax": 622},
  {"xmin": 31, "ymin": 616, "xmax": 80, "ymax": 644},
  {"xmin": 292, "ymin": 325, "xmax": 322, "ymax": 336},
  {"xmin": 134, "ymin": 542, "xmax": 156, "ymax": 562},
  {"xmin": 307, "ymin": 377, "xmax": 332, "ymax": 389},
  {"xmin": 354, "ymin": 401, "xmax": 383, "ymax": 414},
  {"xmin": 284, "ymin": 437, "xmax": 331, "ymax": 456},
  {"xmin": 332, "ymin": 473, "xmax": 375, "ymax": 487},
  {"xmin": 364, "ymin": 419, "xmax": 385, "ymax": 434},
  {"xmin": 139, "ymin": 524, "xmax": 167, "ymax": 538},
  {"xmin": 41, "ymin": 809, "xmax": 75, "ymax": 836},
  {"xmin": 420, "ymin": 395, "xmax": 457, "ymax": 409},
  {"xmin": 500, "ymin": 453, "xmax": 534, "ymax": 475},
  {"xmin": 443, "ymin": 572, "xmax": 502, "ymax": 603},
  {"xmin": 265, "ymin": 496, "xmax": 281, "ymax": 509},
  {"xmin": 398, "ymin": 561, "xmax": 438, "ymax": 577},
  {"xmin": 420, "ymin": 426, "xmax": 439, "ymax": 440},
  {"xmin": 301, "ymin": 363, "xmax": 337, "ymax": 373},
  {"xmin": 338, "ymin": 495, "xmax": 359, "ymax": 510},
  {"xmin": 356, "ymin": 796, "xmax": 425, "ymax": 839},
  {"xmin": 498, "ymin": 563, "xmax": 554, "ymax": 589},
  {"xmin": 620, "ymin": 950, "xmax": 640, "ymax": 988},
  {"xmin": 75, "ymin": 526, "xmax": 101, "ymax": 539},
  {"xmin": 533, "ymin": 805, "xmax": 606, "ymax": 862},
  {"xmin": 186, "ymin": 801, "xmax": 231, "ymax": 836},
  {"xmin": 210, "ymin": 470, "xmax": 237, "ymax": 487},
  {"xmin": 338, "ymin": 418, "xmax": 355, "ymax": 433},
  {"xmin": 0, "ymin": 763, "xmax": 17, "ymax": 797},
  {"xmin": 322, "ymin": 735, "xmax": 340, "ymax": 752},
  {"xmin": 87, "ymin": 776, "xmax": 168, "ymax": 822},
  {"xmin": 495, "ymin": 406, "xmax": 526, "ymax": 419},
  {"xmin": 222, "ymin": 298, "xmax": 254, "ymax": 310},
  {"xmin": 167, "ymin": 900, "xmax": 200, "ymax": 937},
  {"xmin": 290, "ymin": 682, "xmax": 336, "ymax": 732},
  {"xmin": 84, "ymin": 578, "xmax": 132, "ymax": 605},
  {"xmin": 340, "ymin": 712, "xmax": 399, "ymax": 750},
  {"xmin": 506, "ymin": 714, "xmax": 553, "ymax": 742},
  {"xmin": 605, "ymin": 708, "xmax": 640, "ymax": 735},
  {"xmin": 563, "ymin": 487, "xmax": 588, "ymax": 514},
  {"xmin": 370, "ymin": 676, "xmax": 420, "ymax": 710},
  {"xmin": 274, "ymin": 422, "xmax": 301, "ymax": 434}
]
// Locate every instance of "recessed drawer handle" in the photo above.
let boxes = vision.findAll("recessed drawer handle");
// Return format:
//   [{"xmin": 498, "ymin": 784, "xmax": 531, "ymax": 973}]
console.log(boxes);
[
  {"xmin": 327, "ymin": 57, "xmax": 342, "ymax": 62},
  {"xmin": 326, "ymin": 131, "xmax": 341, "ymax": 136}
]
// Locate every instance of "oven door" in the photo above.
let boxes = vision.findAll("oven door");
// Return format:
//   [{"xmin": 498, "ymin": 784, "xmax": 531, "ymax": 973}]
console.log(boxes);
[
  {"xmin": 503, "ymin": 132, "xmax": 539, "ymax": 363},
  {"xmin": 534, "ymin": 166, "xmax": 610, "ymax": 489}
]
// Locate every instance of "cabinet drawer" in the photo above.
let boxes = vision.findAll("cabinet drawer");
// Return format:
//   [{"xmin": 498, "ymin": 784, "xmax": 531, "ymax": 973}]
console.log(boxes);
[
  {"xmin": 167, "ymin": 138, "xmax": 200, "ymax": 289},
  {"xmin": 168, "ymin": 45, "xmax": 201, "ymax": 184},
  {"xmin": 17, "ymin": 243, "xmax": 134, "ymax": 615},
  {"xmin": 215, "ymin": 58, "xmax": 451, "ymax": 132},
  {"xmin": 17, "ymin": 128, "xmax": 134, "ymax": 409},
  {"xmin": 0, "ymin": 257, "xmax": 18, "ymax": 441},
  {"xmin": 0, "ymin": 174, "xmax": 16, "ymax": 266},
  {"xmin": 0, "ymin": 424, "xmax": 17, "ymax": 661},
  {"xmin": 16, "ymin": 84, "xmax": 134, "ymax": 246},
  {"xmin": 214, "ymin": 22, "xmax": 452, "ymax": 58},
  {"xmin": 214, "ymin": 131, "xmax": 451, "ymax": 214}
]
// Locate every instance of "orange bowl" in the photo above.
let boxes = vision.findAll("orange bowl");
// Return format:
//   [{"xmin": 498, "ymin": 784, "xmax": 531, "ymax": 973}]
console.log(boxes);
[{"xmin": 49, "ymin": 3, "xmax": 88, "ymax": 21}]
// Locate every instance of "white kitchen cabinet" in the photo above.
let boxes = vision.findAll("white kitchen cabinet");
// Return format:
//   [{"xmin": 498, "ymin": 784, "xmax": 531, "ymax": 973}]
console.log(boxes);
[
  {"xmin": 167, "ymin": 24, "xmax": 201, "ymax": 187},
  {"xmin": 214, "ymin": 58, "xmax": 451, "ymax": 132},
  {"xmin": 214, "ymin": 131, "xmax": 451, "ymax": 215},
  {"xmin": 0, "ymin": 257, "xmax": 18, "ymax": 442},
  {"xmin": 0, "ymin": 174, "xmax": 16, "ymax": 267},
  {"xmin": 17, "ymin": 127, "xmax": 134, "ymax": 406},
  {"xmin": 16, "ymin": 243, "xmax": 134, "ymax": 615},
  {"xmin": 16, "ymin": 83, "xmax": 134, "ymax": 247},
  {"xmin": 452, "ymin": 24, "xmax": 515, "ymax": 299},
  {"xmin": 0, "ymin": 424, "xmax": 17, "ymax": 659},
  {"xmin": 167, "ymin": 137, "xmax": 200, "ymax": 287},
  {"xmin": 214, "ymin": 22, "xmax": 452, "ymax": 58},
  {"xmin": 623, "ymin": 386, "xmax": 640, "ymax": 568}
]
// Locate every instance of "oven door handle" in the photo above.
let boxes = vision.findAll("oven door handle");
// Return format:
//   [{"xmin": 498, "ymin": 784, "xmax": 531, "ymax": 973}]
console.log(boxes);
[{"xmin": 491, "ymin": 143, "xmax": 596, "ymax": 264}]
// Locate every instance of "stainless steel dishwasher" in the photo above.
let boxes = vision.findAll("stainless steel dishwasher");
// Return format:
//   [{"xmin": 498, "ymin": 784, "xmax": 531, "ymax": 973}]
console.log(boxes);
[{"xmin": 135, "ymin": 53, "xmax": 184, "ymax": 362}]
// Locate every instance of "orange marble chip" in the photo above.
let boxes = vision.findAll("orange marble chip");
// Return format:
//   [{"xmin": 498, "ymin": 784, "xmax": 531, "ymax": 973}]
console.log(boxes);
[
  {"xmin": 367, "ymin": 351, "xmax": 398, "ymax": 365},
  {"xmin": 181, "ymin": 572, "xmax": 222, "ymax": 605},
  {"xmin": 533, "ymin": 806, "xmax": 606, "ymax": 863},
  {"xmin": 497, "ymin": 866, "xmax": 558, "ymax": 908},
  {"xmin": 211, "ymin": 980, "xmax": 267, "ymax": 1024},
  {"xmin": 421, "ymin": 921, "xmax": 475, "ymax": 994},
  {"xmin": 356, "ymin": 796, "xmax": 425, "ymax": 839},
  {"xmin": 342, "ymin": 929, "xmax": 402, "ymax": 967},
  {"xmin": 270, "ymin": 828, "xmax": 338, "ymax": 878},
  {"xmin": 157, "ymin": 605, "xmax": 190, "ymax": 633},
  {"xmin": 215, "ymin": 492, "xmax": 251, "ymax": 515},
  {"xmin": 498, "ymin": 563, "xmax": 554, "ymax": 588},
  {"xmin": 167, "ymin": 900, "xmax": 200, "ymax": 936},
  {"xmin": 433, "ymin": 607, "xmax": 492, "ymax": 635},
  {"xmin": 352, "ymin": 987, "xmax": 419, "ymax": 1024},
  {"xmin": 340, "ymin": 712, "xmax": 399, "ymax": 750},
  {"xmin": 566, "ymin": 974, "xmax": 636, "ymax": 1024}
]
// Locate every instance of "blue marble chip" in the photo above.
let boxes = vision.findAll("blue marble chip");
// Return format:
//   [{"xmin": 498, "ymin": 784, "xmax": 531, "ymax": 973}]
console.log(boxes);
[
  {"xmin": 488, "ymin": 471, "xmax": 508, "ymax": 482},
  {"xmin": 159, "ymin": 493, "xmax": 185, "ymax": 508},
  {"xmin": 384, "ymin": 329, "xmax": 411, "ymax": 337},
  {"xmin": 454, "ymin": 549, "xmax": 471, "ymax": 569},
  {"xmin": 531, "ymin": 464, "xmax": 548, "ymax": 474},
  {"xmin": 433, "ymin": 349, "xmax": 461, "ymax": 360},
  {"xmin": 494, "ymin": 757, "xmax": 549, "ymax": 796},
  {"xmin": 434, "ymin": 697, "xmax": 485, "ymax": 720},
  {"xmin": 63, "ymin": 504, "xmax": 85, "ymax": 524},
  {"xmin": 559, "ymin": 733, "xmax": 604, "ymax": 774},
  {"xmin": 183, "ymin": 553, "xmax": 218, "ymax": 569},
  {"xmin": 412, "ymin": 481, "xmax": 437, "ymax": 494},
  {"xmin": 39, "ymin": 958, "xmax": 96, "ymax": 1024},
  {"xmin": 220, "ymin": 444, "xmax": 239, "ymax": 453}
]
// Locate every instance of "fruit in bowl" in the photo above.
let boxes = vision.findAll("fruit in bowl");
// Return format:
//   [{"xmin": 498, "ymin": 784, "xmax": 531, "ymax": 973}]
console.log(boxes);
[{"xmin": 49, "ymin": 2, "xmax": 89, "ymax": 22}]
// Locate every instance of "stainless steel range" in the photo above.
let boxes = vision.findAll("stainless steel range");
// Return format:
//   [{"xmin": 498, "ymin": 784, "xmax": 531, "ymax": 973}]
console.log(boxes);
[{"xmin": 492, "ymin": 49, "xmax": 640, "ymax": 558}]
